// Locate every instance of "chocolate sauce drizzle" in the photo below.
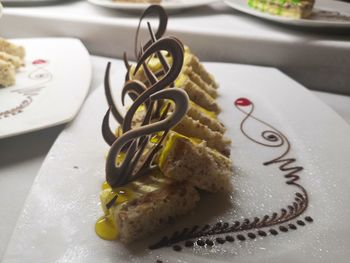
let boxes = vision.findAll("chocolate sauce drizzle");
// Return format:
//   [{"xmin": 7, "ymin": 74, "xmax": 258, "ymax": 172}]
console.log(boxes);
[
  {"xmin": 149, "ymin": 97, "xmax": 313, "ymax": 251},
  {"xmin": 0, "ymin": 60, "xmax": 52, "ymax": 120}
]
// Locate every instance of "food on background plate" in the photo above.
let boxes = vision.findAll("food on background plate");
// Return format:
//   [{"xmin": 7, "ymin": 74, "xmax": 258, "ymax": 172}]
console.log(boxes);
[
  {"xmin": 0, "ymin": 38, "xmax": 25, "ymax": 87},
  {"xmin": 95, "ymin": 5, "xmax": 233, "ymax": 244},
  {"xmin": 247, "ymin": 0, "xmax": 315, "ymax": 18},
  {"xmin": 114, "ymin": 0, "xmax": 161, "ymax": 3}
]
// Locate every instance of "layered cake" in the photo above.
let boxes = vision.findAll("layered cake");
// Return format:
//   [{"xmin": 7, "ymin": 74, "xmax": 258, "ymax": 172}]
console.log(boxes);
[
  {"xmin": 130, "ymin": 48, "xmax": 231, "ymax": 156},
  {"xmin": 96, "ymin": 5, "xmax": 233, "ymax": 244},
  {"xmin": 0, "ymin": 38, "xmax": 25, "ymax": 87},
  {"xmin": 247, "ymin": 0, "xmax": 315, "ymax": 18}
]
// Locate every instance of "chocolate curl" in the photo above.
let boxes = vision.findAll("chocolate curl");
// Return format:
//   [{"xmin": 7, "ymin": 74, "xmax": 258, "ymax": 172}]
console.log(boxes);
[
  {"xmin": 102, "ymin": 108, "xmax": 117, "ymax": 146},
  {"xmin": 104, "ymin": 62, "xmax": 124, "ymax": 125},
  {"xmin": 123, "ymin": 37, "xmax": 184, "ymax": 134},
  {"xmin": 135, "ymin": 5, "xmax": 168, "ymax": 60},
  {"xmin": 106, "ymin": 88, "xmax": 189, "ymax": 188},
  {"xmin": 123, "ymin": 52, "xmax": 131, "ymax": 82}
]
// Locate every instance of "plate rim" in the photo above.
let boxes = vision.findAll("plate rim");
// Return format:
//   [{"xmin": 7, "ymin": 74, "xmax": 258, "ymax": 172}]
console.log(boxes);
[{"xmin": 87, "ymin": 0, "xmax": 220, "ymax": 11}]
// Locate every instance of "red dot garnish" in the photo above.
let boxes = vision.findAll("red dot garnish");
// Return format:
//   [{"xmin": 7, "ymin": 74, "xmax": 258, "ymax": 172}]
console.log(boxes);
[
  {"xmin": 32, "ymin": 59, "xmax": 47, "ymax": 65},
  {"xmin": 235, "ymin": 97, "xmax": 251, "ymax": 106}
]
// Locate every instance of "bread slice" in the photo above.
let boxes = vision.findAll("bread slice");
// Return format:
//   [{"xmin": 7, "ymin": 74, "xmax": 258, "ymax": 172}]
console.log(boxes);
[
  {"xmin": 0, "ymin": 38, "xmax": 25, "ymax": 59},
  {"xmin": 158, "ymin": 131, "xmax": 233, "ymax": 193},
  {"xmin": 100, "ymin": 172, "xmax": 199, "ymax": 244},
  {"xmin": 0, "ymin": 60, "xmax": 16, "ymax": 87}
]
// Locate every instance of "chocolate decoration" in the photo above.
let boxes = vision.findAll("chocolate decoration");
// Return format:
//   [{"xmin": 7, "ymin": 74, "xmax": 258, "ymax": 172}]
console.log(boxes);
[
  {"xmin": 172, "ymin": 245, "xmax": 182, "ymax": 251},
  {"xmin": 225, "ymin": 235, "xmax": 234, "ymax": 242},
  {"xmin": 103, "ymin": 8, "xmax": 188, "ymax": 190},
  {"xmin": 206, "ymin": 239, "xmax": 214, "ymax": 246},
  {"xmin": 106, "ymin": 88, "xmax": 189, "ymax": 187},
  {"xmin": 123, "ymin": 52, "xmax": 131, "ymax": 82},
  {"xmin": 102, "ymin": 108, "xmax": 117, "ymax": 146},
  {"xmin": 305, "ymin": 216, "xmax": 313, "ymax": 222},
  {"xmin": 185, "ymin": 241, "xmax": 194, "ymax": 247},
  {"xmin": 135, "ymin": 5, "xmax": 168, "ymax": 60},
  {"xmin": 104, "ymin": 62, "xmax": 124, "ymax": 125},
  {"xmin": 289, "ymin": 224, "xmax": 297, "ymax": 230},
  {"xmin": 149, "ymin": 97, "xmax": 314, "ymax": 251},
  {"xmin": 122, "ymin": 37, "xmax": 184, "ymax": 134},
  {"xmin": 197, "ymin": 240, "xmax": 205, "ymax": 246}
]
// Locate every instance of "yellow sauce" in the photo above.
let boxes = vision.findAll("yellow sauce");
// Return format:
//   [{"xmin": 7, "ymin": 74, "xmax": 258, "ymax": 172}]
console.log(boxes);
[
  {"xmin": 96, "ymin": 183, "xmax": 135, "ymax": 241},
  {"xmin": 158, "ymin": 132, "xmax": 201, "ymax": 168},
  {"xmin": 189, "ymin": 101, "xmax": 217, "ymax": 119},
  {"xmin": 95, "ymin": 215, "xmax": 118, "ymax": 240}
]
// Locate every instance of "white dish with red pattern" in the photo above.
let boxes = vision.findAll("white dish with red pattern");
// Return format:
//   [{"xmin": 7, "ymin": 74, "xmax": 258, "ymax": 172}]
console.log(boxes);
[{"xmin": 0, "ymin": 38, "xmax": 91, "ymax": 139}]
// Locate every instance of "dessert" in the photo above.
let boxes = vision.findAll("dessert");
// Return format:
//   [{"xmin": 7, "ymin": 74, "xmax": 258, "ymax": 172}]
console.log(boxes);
[
  {"xmin": 0, "ymin": 38, "xmax": 25, "ymax": 87},
  {"xmin": 96, "ymin": 5, "xmax": 233, "ymax": 244},
  {"xmin": 0, "ymin": 38, "xmax": 25, "ymax": 59},
  {"xmin": 0, "ymin": 59, "xmax": 16, "ymax": 87},
  {"xmin": 247, "ymin": 0, "xmax": 315, "ymax": 18}
]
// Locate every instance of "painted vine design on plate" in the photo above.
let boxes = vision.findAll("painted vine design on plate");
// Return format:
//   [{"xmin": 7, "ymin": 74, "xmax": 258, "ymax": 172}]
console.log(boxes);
[
  {"xmin": 149, "ymin": 97, "xmax": 313, "ymax": 252},
  {"xmin": 0, "ymin": 59, "xmax": 52, "ymax": 120}
]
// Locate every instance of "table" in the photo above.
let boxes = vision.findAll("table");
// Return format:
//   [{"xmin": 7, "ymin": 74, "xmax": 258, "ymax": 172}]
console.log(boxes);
[
  {"xmin": 0, "ymin": 55, "xmax": 350, "ymax": 261},
  {"xmin": 1, "ymin": 0, "xmax": 350, "ymax": 94}
]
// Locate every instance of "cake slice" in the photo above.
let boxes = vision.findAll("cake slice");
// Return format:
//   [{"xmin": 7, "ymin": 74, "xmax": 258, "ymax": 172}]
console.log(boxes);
[
  {"xmin": 158, "ymin": 131, "xmax": 233, "ymax": 193},
  {"xmin": 98, "ymin": 170, "xmax": 199, "ymax": 243},
  {"xmin": 0, "ymin": 51, "xmax": 23, "ymax": 69},
  {"xmin": 187, "ymin": 101, "xmax": 225, "ymax": 134},
  {"xmin": 0, "ymin": 60, "xmax": 16, "ymax": 87},
  {"xmin": 247, "ymin": 0, "xmax": 315, "ymax": 18},
  {"xmin": 173, "ymin": 115, "xmax": 231, "ymax": 156},
  {"xmin": 0, "ymin": 38, "xmax": 25, "ymax": 59}
]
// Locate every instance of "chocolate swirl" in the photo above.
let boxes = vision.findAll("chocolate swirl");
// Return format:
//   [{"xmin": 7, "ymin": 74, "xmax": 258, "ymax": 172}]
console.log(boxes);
[
  {"xmin": 103, "ymin": 13, "xmax": 188, "ymax": 188},
  {"xmin": 149, "ymin": 97, "xmax": 313, "ymax": 251},
  {"xmin": 123, "ymin": 37, "xmax": 184, "ymax": 134},
  {"xmin": 106, "ymin": 88, "xmax": 188, "ymax": 187},
  {"xmin": 135, "ymin": 5, "xmax": 168, "ymax": 60}
]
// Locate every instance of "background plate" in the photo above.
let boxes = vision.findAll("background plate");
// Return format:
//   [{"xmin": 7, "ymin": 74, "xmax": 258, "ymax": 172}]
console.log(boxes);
[
  {"xmin": 87, "ymin": 0, "xmax": 219, "ymax": 12},
  {"xmin": 224, "ymin": 0, "xmax": 350, "ymax": 28},
  {"xmin": 0, "ymin": 38, "xmax": 91, "ymax": 139},
  {"xmin": 3, "ymin": 61, "xmax": 350, "ymax": 263}
]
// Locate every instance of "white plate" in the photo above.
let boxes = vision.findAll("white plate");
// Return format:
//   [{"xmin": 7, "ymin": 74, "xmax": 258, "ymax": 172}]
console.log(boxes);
[
  {"xmin": 0, "ymin": 38, "xmax": 91, "ymax": 139},
  {"xmin": 87, "ymin": 0, "xmax": 218, "ymax": 12},
  {"xmin": 3, "ymin": 61, "xmax": 350, "ymax": 263},
  {"xmin": 224, "ymin": 0, "xmax": 350, "ymax": 28}
]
